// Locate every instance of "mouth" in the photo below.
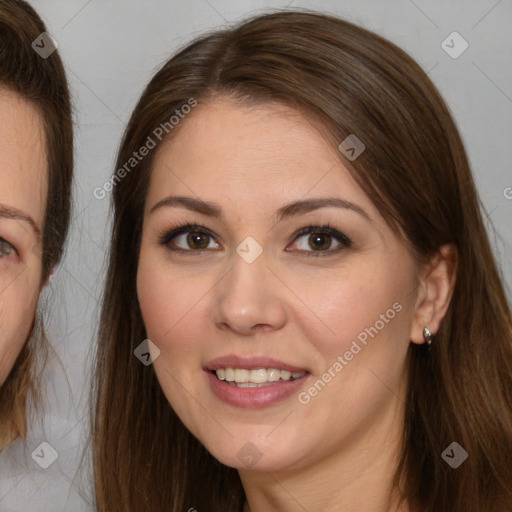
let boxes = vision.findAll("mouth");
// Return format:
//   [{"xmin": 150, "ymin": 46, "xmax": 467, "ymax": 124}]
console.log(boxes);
[
  {"xmin": 210, "ymin": 367, "xmax": 307, "ymax": 387},
  {"xmin": 204, "ymin": 355, "xmax": 310, "ymax": 408}
]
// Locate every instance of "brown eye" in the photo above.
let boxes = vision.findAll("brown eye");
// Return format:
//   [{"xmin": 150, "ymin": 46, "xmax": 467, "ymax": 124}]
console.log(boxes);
[
  {"xmin": 159, "ymin": 224, "xmax": 221, "ymax": 252},
  {"xmin": 186, "ymin": 231, "xmax": 210, "ymax": 249},
  {"xmin": 290, "ymin": 225, "xmax": 352, "ymax": 256},
  {"xmin": 307, "ymin": 232, "xmax": 332, "ymax": 251}
]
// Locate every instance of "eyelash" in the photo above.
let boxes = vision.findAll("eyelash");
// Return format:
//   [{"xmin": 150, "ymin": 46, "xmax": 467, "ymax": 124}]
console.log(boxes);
[{"xmin": 157, "ymin": 221, "xmax": 352, "ymax": 257}]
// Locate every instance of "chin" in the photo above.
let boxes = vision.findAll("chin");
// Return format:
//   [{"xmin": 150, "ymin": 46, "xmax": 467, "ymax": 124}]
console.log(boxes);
[{"xmin": 201, "ymin": 433, "xmax": 302, "ymax": 473}]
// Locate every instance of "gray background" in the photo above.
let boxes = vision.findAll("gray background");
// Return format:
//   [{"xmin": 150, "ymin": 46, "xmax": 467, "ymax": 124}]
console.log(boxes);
[{"xmin": 0, "ymin": 0, "xmax": 510, "ymax": 510}]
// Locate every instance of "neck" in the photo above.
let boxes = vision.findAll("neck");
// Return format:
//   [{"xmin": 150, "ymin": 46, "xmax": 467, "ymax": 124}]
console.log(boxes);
[{"xmin": 239, "ymin": 387, "xmax": 409, "ymax": 512}]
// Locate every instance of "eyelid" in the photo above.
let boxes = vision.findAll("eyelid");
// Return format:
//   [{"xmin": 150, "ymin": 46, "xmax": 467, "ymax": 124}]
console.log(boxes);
[
  {"xmin": 158, "ymin": 223, "xmax": 220, "ymax": 253},
  {"xmin": 290, "ymin": 224, "xmax": 352, "ymax": 246}
]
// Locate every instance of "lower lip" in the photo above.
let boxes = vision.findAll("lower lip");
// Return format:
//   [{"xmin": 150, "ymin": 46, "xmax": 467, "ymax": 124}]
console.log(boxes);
[{"xmin": 206, "ymin": 371, "xmax": 309, "ymax": 408}]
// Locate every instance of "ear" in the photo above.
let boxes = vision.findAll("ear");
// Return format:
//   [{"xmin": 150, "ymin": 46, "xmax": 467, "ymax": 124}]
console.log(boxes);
[{"xmin": 410, "ymin": 243, "xmax": 458, "ymax": 345}]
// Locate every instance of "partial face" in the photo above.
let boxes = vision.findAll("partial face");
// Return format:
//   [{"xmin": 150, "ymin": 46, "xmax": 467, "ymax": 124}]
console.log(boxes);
[
  {"xmin": 0, "ymin": 88, "xmax": 47, "ymax": 385},
  {"xmin": 137, "ymin": 97, "xmax": 422, "ymax": 473}
]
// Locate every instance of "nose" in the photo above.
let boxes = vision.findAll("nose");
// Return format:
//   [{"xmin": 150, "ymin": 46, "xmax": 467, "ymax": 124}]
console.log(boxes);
[{"xmin": 211, "ymin": 249, "xmax": 287, "ymax": 336}]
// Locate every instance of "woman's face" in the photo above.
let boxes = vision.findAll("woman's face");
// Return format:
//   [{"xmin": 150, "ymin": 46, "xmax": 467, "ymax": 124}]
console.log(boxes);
[
  {"xmin": 0, "ymin": 88, "xmax": 47, "ymax": 385},
  {"xmin": 137, "ymin": 97, "xmax": 424, "ymax": 473}
]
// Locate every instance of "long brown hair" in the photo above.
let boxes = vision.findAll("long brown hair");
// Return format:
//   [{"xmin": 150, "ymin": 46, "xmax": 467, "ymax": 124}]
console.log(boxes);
[
  {"xmin": 92, "ymin": 9, "xmax": 512, "ymax": 511},
  {"xmin": 0, "ymin": 0, "xmax": 73, "ymax": 448}
]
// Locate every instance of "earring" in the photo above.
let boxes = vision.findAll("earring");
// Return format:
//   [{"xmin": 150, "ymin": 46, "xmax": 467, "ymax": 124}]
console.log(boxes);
[{"xmin": 423, "ymin": 327, "xmax": 433, "ymax": 346}]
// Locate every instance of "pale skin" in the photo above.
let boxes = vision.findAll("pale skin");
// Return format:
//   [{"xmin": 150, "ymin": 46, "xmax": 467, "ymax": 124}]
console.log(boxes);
[
  {"xmin": 0, "ymin": 88, "xmax": 46, "ymax": 386},
  {"xmin": 137, "ymin": 97, "xmax": 457, "ymax": 512}
]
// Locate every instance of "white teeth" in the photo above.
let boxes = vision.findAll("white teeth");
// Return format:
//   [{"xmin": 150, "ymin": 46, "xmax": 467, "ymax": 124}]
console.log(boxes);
[
  {"xmin": 249, "ymin": 369, "xmax": 268, "ymax": 383},
  {"xmin": 232, "ymin": 382, "xmax": 268, "ymax": 388},
  {"xmin": 268, "ymin": 368, "xmax": 281, "ymax": 381},
  {"xmin": 214, "ymin": 367, "xmax": 306, "ymax": 384},
  {"xmin": 234, "ymin": 369, "xmax": 249, "ymax": 383}
]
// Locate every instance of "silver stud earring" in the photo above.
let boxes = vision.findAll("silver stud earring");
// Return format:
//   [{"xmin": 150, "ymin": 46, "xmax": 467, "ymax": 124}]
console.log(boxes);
[{"xmin": 423, "ymin": 327, "xmax": 433, "ymax": 346}]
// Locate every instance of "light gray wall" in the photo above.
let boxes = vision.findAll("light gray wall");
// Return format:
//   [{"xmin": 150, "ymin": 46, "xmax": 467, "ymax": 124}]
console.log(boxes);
[{"xmin": 0, "ymin": 0, "xmax": 510, "ymax": 509}]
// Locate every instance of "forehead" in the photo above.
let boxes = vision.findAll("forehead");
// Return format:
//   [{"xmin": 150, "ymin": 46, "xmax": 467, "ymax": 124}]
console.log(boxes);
[
  {"xmin": 148, "ymin": 97, "xmax": 368, "ymax": 209},
  {"xmin": 0, "ymin": 88, "xmax": 47, "ymax": 228}
]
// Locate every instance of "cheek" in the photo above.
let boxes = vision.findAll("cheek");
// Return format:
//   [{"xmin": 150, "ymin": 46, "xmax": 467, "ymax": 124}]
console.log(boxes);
[
  {"xmin": 136, "ymin": 250, "xmax": 210, "ymax": 355},
  {"xmin": 288, "ymin": 267, "xmax": 415, "ymax": 436},
  {"xmin": 136, "ymin": 251, "xmax": 215, "ymax": 433},
  {"xmin": 286, "ymin": 260, "xmax": 414, "ymax": 360},
  {"xmin": 0, "ymin": 274, "xmax": 40, "ymax": 383},
  {"xmin": 301, "ymin": 263, "xmax": 416, "ymax": 421}
]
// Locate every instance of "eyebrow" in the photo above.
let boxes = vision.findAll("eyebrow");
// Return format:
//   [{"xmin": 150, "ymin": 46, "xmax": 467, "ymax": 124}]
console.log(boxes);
[
  {"xmin": 149, "ymin": 195, "xmax": 371, "ymax": 222},
  {"xmin": 0, "ymin": 204, "xmax": 40, "ymax": 239}
]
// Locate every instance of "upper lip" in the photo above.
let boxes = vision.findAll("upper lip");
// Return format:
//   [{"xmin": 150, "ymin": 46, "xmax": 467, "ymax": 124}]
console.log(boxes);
[{"xmin": 205, "ymin": 355, "xmax": 309, "ymax": 373}]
